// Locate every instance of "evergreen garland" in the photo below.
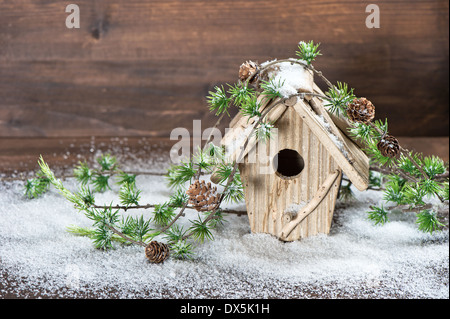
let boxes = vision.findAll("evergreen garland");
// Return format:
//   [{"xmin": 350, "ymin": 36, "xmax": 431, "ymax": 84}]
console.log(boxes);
[{"xmin": 21, "ymin": 41, "xmax": 448, "ymax": 263}]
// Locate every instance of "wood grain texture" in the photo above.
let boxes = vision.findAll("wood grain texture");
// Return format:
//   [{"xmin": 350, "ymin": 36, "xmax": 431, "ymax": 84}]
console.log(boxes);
[
  {"xmin": 1, "ymin": 136, "xmax": 446, "ymax": 175},
  {"xmin": 0, "ymin": 0, "xmax": 448, "ymax": 137},
  {"xmin": 280, "ymin": 169, "xmax": 341, "ymax": 241},
  {"xmin": 239, "ymin": 106, "xmax": 343, "ymax": 241},
  {"xmin": 293, "ymin": 99, "xmax": 369, "ymax": 190}
]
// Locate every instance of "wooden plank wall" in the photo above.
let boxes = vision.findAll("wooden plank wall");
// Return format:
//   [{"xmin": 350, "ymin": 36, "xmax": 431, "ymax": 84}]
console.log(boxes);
[
  {"xmin": 0, "ymin": 0, "xmax": 448, "ymax": 138},
  {"xmin": 239, "ymin": 106, "xmax": 342, "ymax": 241}
]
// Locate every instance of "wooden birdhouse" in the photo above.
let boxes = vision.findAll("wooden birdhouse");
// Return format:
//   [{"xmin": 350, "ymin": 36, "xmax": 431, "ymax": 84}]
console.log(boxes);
[{"xmin": 218, "ymin": 61, "xmax": 370, "ymax": 241}]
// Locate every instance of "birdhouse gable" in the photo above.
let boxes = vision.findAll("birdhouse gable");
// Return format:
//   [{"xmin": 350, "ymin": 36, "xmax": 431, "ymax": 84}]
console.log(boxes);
[{"xmin": 221, "ymin": 88, "xmax": 369, "ymax": 191}]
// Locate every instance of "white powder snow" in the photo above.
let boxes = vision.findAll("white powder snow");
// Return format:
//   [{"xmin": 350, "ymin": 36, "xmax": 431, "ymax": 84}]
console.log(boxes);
[
  {"xmin": 264, "ymin": 60, "xmax": 314, "ymax": 98},
  {"xmin": 0, "ymin": 157, "xmax": 448, "ymax": 298},
  {"xmin": 315, "ymin": 114, "xmax": 350, "ymax": 160}
]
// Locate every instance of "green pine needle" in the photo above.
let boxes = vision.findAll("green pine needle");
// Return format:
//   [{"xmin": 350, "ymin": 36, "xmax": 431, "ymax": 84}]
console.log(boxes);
[
  {"xmin": 168, "ymin": 189, "xmax": 189, "ymax": 208},
  {"xmin": 77, "ymin": 186, "xmax": 95, "ymax": 207},
  {"xmin": 422, "ymin": 156, "xmax": 446, "ymax": 179},
  {"xmin": 166, "ymin": 161, "xmax": 196, "ymax": 189},
  {"xmin": 193, "ymin": 146, "xmax": 211, "ymax": 172},
  {"xmin": 227, "ymin": 83, "xmax": 255, "ymax": 107},
  {"xmin": 402, "ymin": 184, "xmax": 427, "ymax": 207},
  {"xmin": 441, "ymin": 181, "xmax": 449, "ymax": 201},
  {"xmin": 367, "ymin": 205, "xmax": 389, "ymax": 225},
  {"xmin": 67, "ymin": 225, "xmax": 130, "ymax": 245},
  {"xmin": 170, "ymin": 240, "xmax": 195, "ymax": 260},
  {"xmin": 396, "ymin": 152, "xmax": 423, "ymax": 178},
  {"xmin": 364, "ymin": 139, "xmax": 395, "ymax": 167},
  {"xmin": 220, "ymin": 174, "xmax": 244, "ymax": 204},
  {"xmin": 369, "ymin": 171, "xmax": 383, "ymax": 189},
  {"xmin": 260, "ymin": 78, "xmax": 284, "ymax": 99},
  {"xmin": 254, "ymin": 121, "xmax": 274, "ymax": 142},
  {"xmin": 206, "ymin": 143, "xmax": 225, "ymax": 160},
  {"xmin": 153, "ymin": 202, "xmax": 176, "ymax": 226},
  {"xmin": 372, "ymin": 119, "xmax": 389, "ymax": 139},
  {"xmin": 188, "ymin": 216, "xmax": 214, "ymax": 243},
  {"xmin": 116, "ymin": 171, "xmax": 136, "ymax": 186},
  {"xmin": 324, "ymin": 82, "xmax": 355, "ymax": 116},
  {"xmin": 419, "ymin": 179, "xmax": 443, "ymax": 199},
  {"xmin": 383, "ymin": 182, "xmax": 406, "ymax": 205},
  {"xmin": 92, "ymin": 225, "xmax": 115, "ymax": 250},
  {"xmin": 97, "ymin": 153, "xmax": 117, "ymax": 172},
  {"xmin": 86, "ymin": 206, "xmax": 120, "ymax": 250},
  {"xmin": 416, "ymin": 210, "xmax": 445, "ymax": 234},
  {"xmin": 212, "ymin": 163, "xmax": 234, "ymax": 184},
  {"xmin": 207, "ymin": 85, "xmax": 231, "ymax": 116},
  {"xmin": 295, "ymin": 40, "xmax": 322, "ymax": 65},
  {"xmin": 129, "ymin": 215, "xmax": 152, "ymax": 242},
  {"xmin": 24, "ymin": 176, "xmax": 50, "ymax": 199},
  {"xmin": 38, "ymin": 156, "xmax": 86, "ymax": 209},
  {"xmin": 163, "ymin": 224, "xmax": 187, "ymax": 245},
  {"xmin": 383, "ymin": 175, "xmax": 407, "ymax": 205},
  {"xmin": 239, "ymin": 95, "xmax": 262, "ymax": 119},
  {"xmin": 349, "ymin": 122, "xmax": 373, "ymax": 142},
  {"xmin": 118, "ymin": 182, "xmax": 141, "ymax": 207},
  {"xmin": 339, "ymin": 181, "xmax": 355, "ymax": 202},
  {"xmin": 92, "ymin": 173, "xmax": 110, "ymax": 192},
  {"xmin": 73, "ymin": 161, "xmax": 92, "ymax": 185},
  {"xmin": 204, "ymin": 209, "xmax": 226, "ymax": 229}
]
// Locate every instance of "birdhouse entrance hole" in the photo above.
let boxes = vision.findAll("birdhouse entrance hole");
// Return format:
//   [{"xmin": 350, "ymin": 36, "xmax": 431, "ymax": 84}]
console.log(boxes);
[{"xmin": 273, "ymin": 149, "xmax": 305, "ymax": 179}]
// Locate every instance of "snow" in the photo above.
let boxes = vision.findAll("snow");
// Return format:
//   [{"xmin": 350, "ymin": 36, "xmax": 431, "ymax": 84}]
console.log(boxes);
[
  {"xmin": 315, "ymin": 114, "xmax": 350, "ymax": 160},
  {"xmin": 264, "ymin": 60, "xmax": 314, "ymax": 98},
  {"xmin": 0, "ymin": 159, "xmax": 448, "ymax": 298}
]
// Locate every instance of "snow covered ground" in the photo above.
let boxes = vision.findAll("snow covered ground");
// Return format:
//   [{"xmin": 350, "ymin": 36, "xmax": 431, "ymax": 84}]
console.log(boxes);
[{"xmin": 0, "ymin": 161, "xmax": 448, "ymax": 299}]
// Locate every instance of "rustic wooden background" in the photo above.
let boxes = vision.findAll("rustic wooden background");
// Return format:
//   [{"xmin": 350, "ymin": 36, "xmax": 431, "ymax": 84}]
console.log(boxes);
[{"xmin": 0, "ymin": 0, "xmax": 448, "ymax": 138}]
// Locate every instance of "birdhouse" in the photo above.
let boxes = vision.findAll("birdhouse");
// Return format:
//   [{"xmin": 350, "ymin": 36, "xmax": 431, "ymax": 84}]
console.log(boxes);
[{"xmin": 218, "ymin": 61, "xmax": 370, "ymax": 241}]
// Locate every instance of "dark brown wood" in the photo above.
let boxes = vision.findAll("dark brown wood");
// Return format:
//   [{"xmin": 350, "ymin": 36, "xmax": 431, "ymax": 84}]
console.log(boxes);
[{"xmin": 0, "ymin": 0, "xmax": 448, "ymax": 137}]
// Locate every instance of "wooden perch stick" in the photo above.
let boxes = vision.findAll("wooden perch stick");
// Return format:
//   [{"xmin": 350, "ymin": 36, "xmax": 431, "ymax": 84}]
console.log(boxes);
[{"xmin": 279, "ymin": 169, "xmax": 341, "ymax": 241}]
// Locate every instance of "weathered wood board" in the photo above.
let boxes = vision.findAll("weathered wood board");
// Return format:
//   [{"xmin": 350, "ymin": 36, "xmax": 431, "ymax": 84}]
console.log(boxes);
[{"xmin": 0, "ymin": 0, "xmax": 448, "ymax": 137}]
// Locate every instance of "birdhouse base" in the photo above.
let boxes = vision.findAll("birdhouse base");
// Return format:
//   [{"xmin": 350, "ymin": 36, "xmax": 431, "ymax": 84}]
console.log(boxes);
[{"xmin": 240, "ymin": 160, "xmax": 342, "ymax": 242}]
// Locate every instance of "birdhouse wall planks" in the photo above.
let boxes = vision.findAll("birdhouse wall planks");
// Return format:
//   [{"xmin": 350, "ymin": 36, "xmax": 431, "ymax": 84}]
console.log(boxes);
[{"xmin": 219, "ymin": 62, "xmax": 370, "ymax": 242}]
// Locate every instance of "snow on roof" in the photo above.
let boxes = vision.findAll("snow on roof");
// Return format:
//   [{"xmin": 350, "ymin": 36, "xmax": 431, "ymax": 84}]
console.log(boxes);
[{"xmin": 263, "ymin": 60, "xmax": 314, "ymax": 98}]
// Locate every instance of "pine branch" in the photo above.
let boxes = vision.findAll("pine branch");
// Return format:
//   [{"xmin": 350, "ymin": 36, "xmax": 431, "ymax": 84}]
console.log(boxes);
[
  {"xmin": 158, "ymin": 106, "xmax": 229, "ymax": 237},
  {"xmin": 2, "ymin": 170, "xmax": 166, "ymax": 183},
  {"xmin": 365, "ymin": 125, "xmax": 446, "ymax": 203},
  {"xmin": 401, "ymin": 149, "xmax": 444, "ymax": 203},
  {"xmin": 38, "ymin": 156, "xmax": 147, "ymax": 248},
  {"xmin": 104, "ymin": 222, "xmax": 146, "ymax": 247},
  {"xmin": 295, "ymin": 40, "xmax": 322, "ymax": 65},
  {"xmin": 91, "ymin": 203, "xmax": 246, "ymax": 216},
  {"xmin": 181, "ymin": 99, "xmax": 282, "ymax": 241}
]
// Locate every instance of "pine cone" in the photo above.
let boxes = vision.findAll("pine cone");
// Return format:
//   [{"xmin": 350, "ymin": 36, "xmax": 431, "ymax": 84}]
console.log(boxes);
[
  {"xmin": 145, "ymin": 241, "xmax": 169, "ymax": 263},
  {"xmin": 377, "ymin": 135, "xmax": 400, "ymax": 158},
  {"xmin": 186, "ymin": 180, "xmax": 219, "ymax": 212},
  {"xmin": 346, "ymin": 98, "xmax": 375, "ymax": 124},
  {"xmin": 238, "ymin": 61, "xmax": 258, "ymax": 82}
]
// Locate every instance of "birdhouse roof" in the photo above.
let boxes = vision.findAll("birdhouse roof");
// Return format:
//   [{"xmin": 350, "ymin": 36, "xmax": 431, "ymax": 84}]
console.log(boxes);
[{"xmin": 220, "ymin": 84, "xmax": 370, "ymax": 191}]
